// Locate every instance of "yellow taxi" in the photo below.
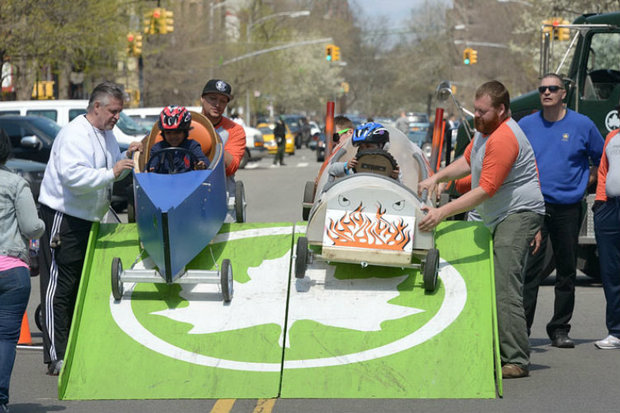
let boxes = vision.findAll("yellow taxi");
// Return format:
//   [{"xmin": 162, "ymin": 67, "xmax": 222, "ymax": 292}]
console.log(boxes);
[{"xmin": 257, "ymin": 122, "xmax": 295, "ymax": 155}]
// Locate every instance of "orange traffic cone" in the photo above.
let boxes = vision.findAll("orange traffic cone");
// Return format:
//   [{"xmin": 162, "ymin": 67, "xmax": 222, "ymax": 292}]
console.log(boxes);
[{"xmin": 18, "ymin": 311, "xmax": 32, "ymax": 345}]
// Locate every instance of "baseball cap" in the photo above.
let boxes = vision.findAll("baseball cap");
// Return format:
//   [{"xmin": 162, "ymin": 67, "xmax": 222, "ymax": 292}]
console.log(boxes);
[{"xmin": 201, "ymin": 79, "xmax": 233, "ymax": 101}]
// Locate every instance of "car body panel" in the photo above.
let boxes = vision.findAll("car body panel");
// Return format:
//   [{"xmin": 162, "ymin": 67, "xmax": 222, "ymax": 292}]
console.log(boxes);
[{"xmin": 257, "ymin": 122, "xmax": 295, "ymax": 154}]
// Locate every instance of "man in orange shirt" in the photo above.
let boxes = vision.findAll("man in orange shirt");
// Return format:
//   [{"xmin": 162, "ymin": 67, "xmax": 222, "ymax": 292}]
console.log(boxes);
[
  {"xmin": 200, "ymin": 79, "xmax": 246, "ymax": 220},
  {"xmin": 418, "ymin": 81, "xmax": 545, "ymax": 379}
]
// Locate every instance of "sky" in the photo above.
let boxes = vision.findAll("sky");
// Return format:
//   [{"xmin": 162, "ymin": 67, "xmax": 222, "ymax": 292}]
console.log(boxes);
[{"xmin": 351, "ymin": 0, "xmax": 424, "ymax": 28}]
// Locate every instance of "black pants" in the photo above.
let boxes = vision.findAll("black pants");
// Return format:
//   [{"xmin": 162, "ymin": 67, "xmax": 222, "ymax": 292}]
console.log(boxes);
[
  {"xmin": 38, "ymin": 204, "xmax": 92, "ymax": 364},
  {"xmin": 523, "ymin": 201, "xmax": 582, "ymax": 338},
  {"xmin": 274, "ymin": 140, "xmax": 285, "ymax": 165}
]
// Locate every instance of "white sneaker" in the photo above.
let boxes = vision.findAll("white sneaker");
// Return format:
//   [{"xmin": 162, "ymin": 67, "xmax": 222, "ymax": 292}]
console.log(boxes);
[{"xmin": 595, "ymin": 335, "xmax": 620, "ymax": 349}]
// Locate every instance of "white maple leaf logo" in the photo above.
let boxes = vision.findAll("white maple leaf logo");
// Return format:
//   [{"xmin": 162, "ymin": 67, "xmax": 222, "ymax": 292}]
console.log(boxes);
[{"xmin": 152, "ymin": 252, "xmax": 423, "ymax": 348}]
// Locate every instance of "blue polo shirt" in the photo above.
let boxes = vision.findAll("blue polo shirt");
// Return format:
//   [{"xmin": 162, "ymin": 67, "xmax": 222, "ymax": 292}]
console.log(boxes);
[{"xmin": 519, "ymin": 109, "xmax": 604, "ymax": 204}]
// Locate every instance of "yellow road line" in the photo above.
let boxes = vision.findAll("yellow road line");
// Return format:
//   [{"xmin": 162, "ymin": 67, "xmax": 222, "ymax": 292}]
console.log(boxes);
[
  {"xmin": 253, "ymin": 398, "xmax": 277, "ymax": 413},
  {"xmin": 210, "ymin": 398, "xmax": 236, "ymax": 413}
]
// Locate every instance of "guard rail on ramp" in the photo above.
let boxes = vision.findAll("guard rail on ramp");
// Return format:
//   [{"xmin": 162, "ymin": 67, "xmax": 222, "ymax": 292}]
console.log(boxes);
[{"xmin": 59, "ymin": 221, "xmax": 500, "ymax": 400}]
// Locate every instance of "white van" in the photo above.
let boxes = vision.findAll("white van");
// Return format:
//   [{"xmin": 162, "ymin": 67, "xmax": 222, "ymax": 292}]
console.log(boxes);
[{"xmin": 0, "ymin": 100, "xmax": 149, "ymax": 146}]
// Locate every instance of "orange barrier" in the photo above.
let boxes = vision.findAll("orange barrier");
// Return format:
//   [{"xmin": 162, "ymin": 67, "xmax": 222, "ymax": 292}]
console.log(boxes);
[{"xmin": 18, "ymin": 311, "xmax": 32, "ymax": 345}]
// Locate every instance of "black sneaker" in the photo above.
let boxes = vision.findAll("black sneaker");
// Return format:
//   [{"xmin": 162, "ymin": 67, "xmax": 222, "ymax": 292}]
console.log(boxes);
[
  {"xmin": 551, "ymin": 333, "xmax": 575, "ymax": 348},
  {"xmin": 1, "ymin": 403, "xmax": 9, "ymax": 413}
]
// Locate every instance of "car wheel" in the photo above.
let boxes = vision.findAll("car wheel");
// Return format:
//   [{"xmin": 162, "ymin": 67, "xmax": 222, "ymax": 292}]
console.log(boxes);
[
  {"xmin": 578, "ymin": 244, "xmax": 600, "ymax": 280},
  {"xmin": 295, "ymin": 237, "xmax": 309, "ymax": 279},
  {"xmin": 422, "ymin": 248, "xmax": 439, "ymax": 292},
  {"xmin": 127, "ymin": 201, "xmax": 135, "ymax": 223},
  {"xmin": 302, "ymin": 181, "xmax": 315, "ymax": 221},
  {"xmin": 35, "ymin": 304, "xmax": 43, "ymax": 331},
  {"xmin": 317, "ymin": 150, "xmax": 324, "ymax": 162},
  {"xmin": 239, "ymin": 149, "xmax": 250, "ymax": 169},
  {"xmin": 235, "ymin": 181, "xmax": 246, "ymax": 223},
  {"xmin": 220, "ymin": 259, "xmax": 233, "ymax": 302},
  {"xmin": 111, "ymin": 257, "xmax": 124, "ymax": 301}
]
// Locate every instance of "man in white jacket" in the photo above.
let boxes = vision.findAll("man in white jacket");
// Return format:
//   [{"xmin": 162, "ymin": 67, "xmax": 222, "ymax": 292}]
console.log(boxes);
[{"xmin": 37, "ymin": 81, "xmax": 142, "ymax": 375}]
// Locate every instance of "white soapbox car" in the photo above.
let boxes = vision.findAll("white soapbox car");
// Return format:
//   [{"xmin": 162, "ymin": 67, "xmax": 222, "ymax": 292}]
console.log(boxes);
[{"xmin": 298, "ymin": 125, "xmax": 440, "ymax": 291}]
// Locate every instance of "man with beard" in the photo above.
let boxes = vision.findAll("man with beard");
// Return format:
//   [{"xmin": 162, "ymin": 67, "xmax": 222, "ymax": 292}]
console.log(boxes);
[
  {"xmin": 519, "ymin": 73, "xmax": 604, "ymax": 348},
  {"xmin": 418, "ymin": 80, "xmax": 545, "ymax": 379},
  {"xmin": 38, "ymin": 82, "xmax": 142, "ymax": 375}
]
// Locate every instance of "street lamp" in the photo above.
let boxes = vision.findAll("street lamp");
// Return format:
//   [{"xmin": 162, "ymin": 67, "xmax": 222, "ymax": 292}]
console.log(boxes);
[
  {"xmin": 246, "ymin": 10, "xmax": 311, "ymax": 42},
  {"xmin": 244, "ymin": 10, "xmax": 310, "ymax": 125}
]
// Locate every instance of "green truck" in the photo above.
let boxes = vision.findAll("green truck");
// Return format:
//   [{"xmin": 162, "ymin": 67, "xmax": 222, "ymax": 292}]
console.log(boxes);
[{"xmin": 453, "ymin": 12, "xmax": 620, "ymax": 279}]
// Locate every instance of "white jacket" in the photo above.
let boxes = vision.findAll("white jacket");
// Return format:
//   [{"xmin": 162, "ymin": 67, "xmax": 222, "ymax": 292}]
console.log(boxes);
[{"xmin": 39, "ymin": 115, "xmax": 128, "ymax": 221}]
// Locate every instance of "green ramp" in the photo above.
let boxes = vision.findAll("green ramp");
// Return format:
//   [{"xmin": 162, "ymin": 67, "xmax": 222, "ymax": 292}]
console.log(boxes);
[
  {"xmin": 280, "ymin": 221, "xmax": 500, "ymax": 398},
  {"xmin": 60, "ymin": 222, "xmax": 295, "ymax": 400},
  {"xmin": 59, "ymin": 221, "xmax": 499, "ymax": 400}
]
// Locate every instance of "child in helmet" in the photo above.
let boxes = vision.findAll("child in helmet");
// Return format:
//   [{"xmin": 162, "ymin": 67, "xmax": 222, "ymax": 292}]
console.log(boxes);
[
  {"xmin": 328, "ymin": 122, "xmax": 400, "ymax": 180},
  {"xmin": 149, "ymin": 106, "xmax": 210, "ymax": 173}
]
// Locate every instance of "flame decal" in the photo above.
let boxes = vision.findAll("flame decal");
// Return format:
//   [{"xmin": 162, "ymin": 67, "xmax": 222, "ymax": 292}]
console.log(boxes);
[{"xmin": 326, "ymin": 203, "xmax": 412, "ymax": 250}]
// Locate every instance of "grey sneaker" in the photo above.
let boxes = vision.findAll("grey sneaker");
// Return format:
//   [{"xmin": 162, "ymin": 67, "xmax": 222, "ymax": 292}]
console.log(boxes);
[
  {"xmin": 47, "ymin": 359, "xmax": 64, "ymax": 376},
  {"xmin": 595, "ymin": 335, "xmax": 620, "ymax": 349}
]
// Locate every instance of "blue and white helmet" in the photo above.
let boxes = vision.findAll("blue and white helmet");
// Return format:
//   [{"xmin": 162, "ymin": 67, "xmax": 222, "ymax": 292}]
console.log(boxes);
[{"xmin": 351, "ymin": 122, "xmax": 389, "ymax": 148}]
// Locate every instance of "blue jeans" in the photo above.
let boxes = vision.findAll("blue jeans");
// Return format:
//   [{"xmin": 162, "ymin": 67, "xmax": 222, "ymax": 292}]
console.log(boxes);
[
  {"xmin": 0, "ymin": 266, "xmax": 31, "ymax": 405},
  {"xmin": 594, "ymin": 197, "xmax": 620, "ymax": 337}
]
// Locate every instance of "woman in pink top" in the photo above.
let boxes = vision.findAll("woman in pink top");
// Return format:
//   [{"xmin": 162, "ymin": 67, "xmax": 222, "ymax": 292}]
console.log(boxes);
[{"xmin": 0, "ymin": 129, "xmax": 45, "ymax": 412}]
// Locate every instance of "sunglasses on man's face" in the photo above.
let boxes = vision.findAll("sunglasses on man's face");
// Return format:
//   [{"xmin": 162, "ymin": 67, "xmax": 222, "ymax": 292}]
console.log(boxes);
[{"xmin": 538, "ymin": 85, "xmax": 563, "ymax": 94}]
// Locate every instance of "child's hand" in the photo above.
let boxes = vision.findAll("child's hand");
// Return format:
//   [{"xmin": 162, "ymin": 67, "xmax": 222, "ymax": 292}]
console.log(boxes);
[
  {"xmin": 195, "ymin": 161, "xmax": 207, "ymax": 170},
  {"xmin": 390, "ymin": 167, "xmax": 400, "ymax": 180},
  {"xmin": 347, "ymin": 158, "xmax": 358, "ymax": 171}
]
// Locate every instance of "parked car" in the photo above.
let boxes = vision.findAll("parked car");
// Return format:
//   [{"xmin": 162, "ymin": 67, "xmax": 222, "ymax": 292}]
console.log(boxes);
[
  {"xmin": 3, "ymin": 158, "xmax": 47, "ymax": 202},
  {"xmin": 257, "ymin": 122, "xmax": 295, "ymax": 155},
  {"xmin": 407, "ymin": 131, "xmax": 432, "ymax": 160},
  {"xmin": 0, "ymin": 100, "xmax": 149, "ymax": 146},
  {"xmin": 123, "ymin": 107, "xmax": 162, "ymax": 129},
  {"xmin": 240, "ymin": 125, "xmax": 266, "ymax": 168},
  {"xmin": 0, "ymin": 115, "xmax": 131, "ymax": 212},
  {"xmin": 282, "ymin": 114, "xmax": 305, "ymax": 149},
  {"xmin": 315, "ymin": 132, "xmax": 326, "ymax": 162}
]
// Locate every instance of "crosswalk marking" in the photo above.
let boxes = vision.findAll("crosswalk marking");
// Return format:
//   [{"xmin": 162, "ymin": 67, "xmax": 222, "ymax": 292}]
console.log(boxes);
[
  {"xmin": 210, "ymin": 399, "xmax": 236, "ymax": 413},
  {"xmin": 253, "ymin": 398, "xmax": 277, "ymax": 413}
]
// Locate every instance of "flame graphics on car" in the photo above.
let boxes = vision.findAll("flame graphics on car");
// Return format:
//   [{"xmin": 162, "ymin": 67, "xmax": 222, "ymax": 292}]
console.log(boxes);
[{"xmin": 326, "ymin": 204, "xmax": 412, "ymax": 250}]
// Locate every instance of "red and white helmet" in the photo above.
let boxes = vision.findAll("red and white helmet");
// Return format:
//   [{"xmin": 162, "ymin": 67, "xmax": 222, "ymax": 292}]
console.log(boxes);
[{"xmin": 159, "ymin": 105, "xmax": 192, "ymax": 131}]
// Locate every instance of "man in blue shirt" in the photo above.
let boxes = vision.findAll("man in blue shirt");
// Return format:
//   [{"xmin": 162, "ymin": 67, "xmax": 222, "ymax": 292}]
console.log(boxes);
[{"xmin": 519, "ymin": 73, "xmax": 604, "ymax": 348}]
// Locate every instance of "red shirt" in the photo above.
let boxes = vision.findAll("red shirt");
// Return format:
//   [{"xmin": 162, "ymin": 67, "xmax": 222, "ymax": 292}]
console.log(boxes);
[{"xmin": 212, "ymin": 116, "xmax": 246, "ymax": 176}]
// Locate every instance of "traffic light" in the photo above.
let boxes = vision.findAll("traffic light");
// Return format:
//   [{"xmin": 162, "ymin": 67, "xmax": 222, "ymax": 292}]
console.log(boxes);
[
  {"xmin": 463, "ymin": 47, "xmax": 472, "ymax": 65},
  {"xmin": 126, "ymin": 33, "xmax": 143, "ymax": 56},
  {"xmin": 470, "ymin": 48, "xmax": 478, "ymax": 64},
  {"xmin": 163, "ymin": 9, "xmax": 174, "ymax": 33},
  {"xmin": 333, "ymin": 45, "xmax": 340, "ymax": 61},
  {"xmin": 543, "ymin": 18, "xmax": 571, "ymax": 41},
  {"xmin": 150, "ymin": 8, "xmax": 174, "ymax": 34},
  {"xmin": 133, "ymin": 34, "xmax": 143, "ymax": 56},
  {"xmin": 144, "ymin": 9, "xmax": 155, "ymax": 34},
  {"xmin": 127, "ymin": 33, "xmax": 135, "ymax": 55},
  {"xmin": 555, "ymin": 19, "xmax": 570, "ymax": 41},
  {"xmin": 325, "ymin": 44, "xmax": 334, "ymax": 61}
]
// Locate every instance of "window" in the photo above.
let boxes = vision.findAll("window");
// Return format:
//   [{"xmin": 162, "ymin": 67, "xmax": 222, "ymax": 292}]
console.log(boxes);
[
  {"xmin": 582, "ymin": 32, "xmax": 620, "ymax": 101},
  {"xmin": 26, "ymin": 109, "xmax": 57, "ymax": 122},
  {"xmin": 69, "ymin": 109, "xmax": 86, "ymax": 121}
]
